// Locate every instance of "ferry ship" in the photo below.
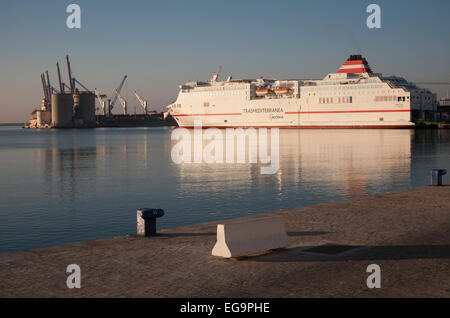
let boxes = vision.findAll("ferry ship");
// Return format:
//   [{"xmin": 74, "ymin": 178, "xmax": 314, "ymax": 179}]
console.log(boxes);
[{"xmin": 167, "ymin": 55, "xmax": 437, "ymax": 128}]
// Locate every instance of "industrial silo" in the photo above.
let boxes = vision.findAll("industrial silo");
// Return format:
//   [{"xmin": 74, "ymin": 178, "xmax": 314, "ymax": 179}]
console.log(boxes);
[
  {"xmin": 51, "ymin": 93, "xmax": 73, "ymax": 128},
  {"xmin": 79, "ymin": 92, "xmax": 96, "ymax": 127},
  {"xmin": 36, "ymin": 110, "xmax": 51, "ymax": 127}
]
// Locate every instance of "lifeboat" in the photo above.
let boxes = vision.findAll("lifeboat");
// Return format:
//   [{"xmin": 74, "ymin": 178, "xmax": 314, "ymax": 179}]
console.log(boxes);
[
  {"xmin": 274, "ymin": 87, "xmax": 293, "ymax": 95},
  {"xmin": 256, "ymin": 88, "xmax": 274, "ymax": 96}
]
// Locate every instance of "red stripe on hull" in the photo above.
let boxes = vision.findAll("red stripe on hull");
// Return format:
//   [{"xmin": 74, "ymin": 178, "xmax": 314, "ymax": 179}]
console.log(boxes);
[
  {"xmin": 285, "ymin": 109, "xmax": 410, "ymax": 115},
  {"xmin": 172, "ymin": 113, "xmax": 242, "ymax": 117},
  {"xmin": 177, "ymin": 125, "xmax": 415, "ymax": 129}
]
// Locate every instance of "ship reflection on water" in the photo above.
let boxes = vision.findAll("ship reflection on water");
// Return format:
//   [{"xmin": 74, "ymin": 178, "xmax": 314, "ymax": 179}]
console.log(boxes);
[
  {"xmin": 173, "ymin": 129, "xmax": 413, "ymax": 199},
  {"xmin": 0, "ymin": 127, "xmax": 448, "ymax": 253}
]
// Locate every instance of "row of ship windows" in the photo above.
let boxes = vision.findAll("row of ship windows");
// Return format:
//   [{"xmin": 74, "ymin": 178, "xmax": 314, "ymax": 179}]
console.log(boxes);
[
  {"xmin": 183, "ymin": 91, "xmax": 245, "ymax": 97},
  {"xmin": 319, "ymin": 96, "xmax": 407, "ymax": 104},
  {"xmin": 319, "ymin": 97, "xmax": 353, "ymax": 104},
  {"xmin": 173, "ymin": 96, "xmax": 427, "ymax": 108},
  {"xmin": 302, "ymin": 84, "xmax": 384, "ymax": 92},
  {"xmin": 374, "ymin": 96, "xmax": 406, "ymax": 102},
  {"xmin": 318, "ymin": 79, "xmax": 378, "ymax": 86}
]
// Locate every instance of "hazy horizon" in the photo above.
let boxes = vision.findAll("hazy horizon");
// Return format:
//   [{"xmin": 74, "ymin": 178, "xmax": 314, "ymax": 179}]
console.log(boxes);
[{"xmin": 1, "ymin": 0, "xmax": 450, "ymax": 123}]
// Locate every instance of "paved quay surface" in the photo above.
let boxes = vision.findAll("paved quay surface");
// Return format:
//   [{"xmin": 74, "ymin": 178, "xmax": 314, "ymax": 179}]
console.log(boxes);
[{"xmin": 1, "ymin": 185, "xmax": 449, "ymax": 298}]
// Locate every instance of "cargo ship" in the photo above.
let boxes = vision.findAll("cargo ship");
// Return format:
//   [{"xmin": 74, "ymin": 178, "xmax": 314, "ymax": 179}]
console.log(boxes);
[{"xmin": 167, "ymin": 55, "xmax": 438, "ymax": 128}]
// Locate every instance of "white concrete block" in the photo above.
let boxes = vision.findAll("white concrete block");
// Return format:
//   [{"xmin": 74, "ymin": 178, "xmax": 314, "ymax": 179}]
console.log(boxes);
[{"xmin": 212, "ymin": 215, "xmax": 290, "ymax": 258}]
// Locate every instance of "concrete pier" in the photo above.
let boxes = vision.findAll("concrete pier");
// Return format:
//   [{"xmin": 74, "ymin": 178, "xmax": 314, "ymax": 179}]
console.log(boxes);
[{"xmin": 0, "ymin": 185, "xmax": 449, "ymax": 297}]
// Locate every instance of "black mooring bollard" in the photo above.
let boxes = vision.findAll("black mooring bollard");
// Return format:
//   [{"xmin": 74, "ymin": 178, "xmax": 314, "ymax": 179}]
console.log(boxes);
[
  {"xmin": 137, "ymin": 208, "xmax": 165, "ymax": 237},
  {"xmin": 431, "ymin": 169, "xmax": 447, "ymax": 186}
]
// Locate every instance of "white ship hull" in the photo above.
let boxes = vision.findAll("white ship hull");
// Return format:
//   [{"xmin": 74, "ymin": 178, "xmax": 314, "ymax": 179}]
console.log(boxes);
[{"xmin": 171, "ymin": 99, "xmax": 414, "ymax": 129}]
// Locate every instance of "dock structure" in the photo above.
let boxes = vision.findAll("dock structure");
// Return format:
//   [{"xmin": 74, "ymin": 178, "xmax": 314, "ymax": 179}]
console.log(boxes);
[
  {"xmin": 0, "ymin": 185, "xmax": 449, "ymax": 297},
  {"xmin": 24, "ymin": 56, "xmax": 176, "ymax": 129},
  {"xmin": 26, "ymin": 56, "xmax": 96, "ymax": 129}
]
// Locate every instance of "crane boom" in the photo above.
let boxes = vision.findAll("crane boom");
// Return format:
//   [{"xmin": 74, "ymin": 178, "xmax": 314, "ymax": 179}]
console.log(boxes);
[
  {"xmin": 66, "ymin": 55, "xmax": 74, "ymax": 93},
  {"xmin": 115, "ymin": 89, "xmax": 127, "ymax": 115},
  {"xmin": 45, "ymin": 70, "xmax": 52, "ymax": 105},
  {"xmin": 110, "ymin": 75, "xmax": 127, "ymax": 112},
  {"xmin": 73, "ymin": 77, "xmax": 91, "ymax": 92},
  {"xmin": 134, "ymin": 91, "xmax": 148, "ymax": 114},
  {"xmin": 56, "ymin": 62, "xmax": 64, "ymax": 93},
  {"xmin": 41, "ymin": 73, "xmax": 48, "ymax": 108}
]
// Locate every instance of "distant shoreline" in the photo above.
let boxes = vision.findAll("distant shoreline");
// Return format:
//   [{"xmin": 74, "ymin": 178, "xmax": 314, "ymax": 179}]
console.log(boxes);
[{"xmin": 0, "ymin": 123, "xmax": 23, "ymax": 127}]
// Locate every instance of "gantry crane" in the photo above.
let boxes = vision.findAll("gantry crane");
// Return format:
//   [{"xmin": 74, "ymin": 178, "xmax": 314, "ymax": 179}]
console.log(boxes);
[
  {"xmin": 115, "ymin": 89, "xmax": 127, "ymax": 115},
  {"xmin": 134, "ymin": 91, "xmax": 148, "ymax": 115}
]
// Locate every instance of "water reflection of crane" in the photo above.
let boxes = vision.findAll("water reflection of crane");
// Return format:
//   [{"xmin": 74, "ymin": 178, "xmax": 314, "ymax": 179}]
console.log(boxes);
[{"xmin": 41, "ymin": 146, "xmax": 97, "ymax": 203}]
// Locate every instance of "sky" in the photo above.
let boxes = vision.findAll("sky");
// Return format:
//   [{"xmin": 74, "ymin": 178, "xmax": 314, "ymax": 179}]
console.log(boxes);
[{"xmin": 1, "ymin": 0, "xmax": 450, "ymax": 123}]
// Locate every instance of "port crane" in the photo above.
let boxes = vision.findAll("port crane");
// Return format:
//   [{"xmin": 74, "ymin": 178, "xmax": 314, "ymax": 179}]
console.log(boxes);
[
  {"xmin": 115, "ymin": 89, "xmax": 127, "ymax": 115},
  {"xmin": 94, "ymin": 88, "xmax": 107, "ymax": 115},
  {"xmin": 45, "ymin": 70, "xmax": 52, "ymax": 103},
  {"xmin": 56, "ymin": 62, "xmax": 64, "ymax": 93},
  {"xmin": 40, "ymin": 73, "xmax": 49, "ymax": 108},
  {"xmin": 134, "ymin": 91, "xmax": 148, "ymax": 115},
  {"xmin": 109, "ymin": 75, "xmax": 127, "ymax": 116},
  {"xmin": 41, "ymin": 71, "xmax": 59, "ymax": 107},
  {"xmin": 66, "ymin": 55, "xmax": 74, "ymax": 93}
]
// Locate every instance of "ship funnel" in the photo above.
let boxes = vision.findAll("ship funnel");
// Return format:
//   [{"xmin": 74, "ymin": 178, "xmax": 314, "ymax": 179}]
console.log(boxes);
[{"xmin": 337, "ymin": 55, "xmax": 373, "ymax": 74}]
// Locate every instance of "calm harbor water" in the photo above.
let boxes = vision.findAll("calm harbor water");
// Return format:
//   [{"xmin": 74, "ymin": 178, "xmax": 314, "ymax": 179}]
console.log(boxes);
[{"xmin": 0, "ymin": 126, "xmax": 449, "ymax": 254}]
